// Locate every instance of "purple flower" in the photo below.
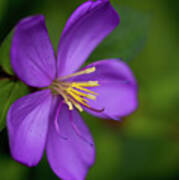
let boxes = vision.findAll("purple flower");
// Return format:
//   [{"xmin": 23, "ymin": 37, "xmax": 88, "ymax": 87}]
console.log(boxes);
[{"xmin": 7, "ymin": 0, "xmax": 138, "ymax": 179}]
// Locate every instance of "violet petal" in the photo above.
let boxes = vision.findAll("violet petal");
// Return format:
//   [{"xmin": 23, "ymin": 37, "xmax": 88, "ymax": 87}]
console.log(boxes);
[
  {"xmin": 57, "ymin": 0, "xmax": 119, "ymax": 77},
  {"xmin": 11, "ymin": 15, "xmax": 56, "ymax": 87},
  {"xmin": 7, "ymin": 90, "xmax": 52, "ymax": 167},
  {"xmin": 46, "ymin": 103, "xmax": 95, "ymax": 180},
  {"xmin": 73, "ymin": 59, "xmax": 138, "ymax": 120}
]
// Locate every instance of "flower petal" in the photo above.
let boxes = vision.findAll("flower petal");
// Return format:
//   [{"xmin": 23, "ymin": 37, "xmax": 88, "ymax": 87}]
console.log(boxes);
[
  {"xmin": 46, "ymin": 103, "xmax": 95, "ymax": 180},
  {"xmin": 73, "ymin": 59, "xmax": 138, "ymax": 120},
  {"xmin": 7, "ymin": 90, "xmax": 52, "ymax": 167},
  {"xmin": 57, "ymin": 0, "xmax": 119, "ymax": 77},
  {"xmin": 11, "ymin": 15, "xmax": 56, "ymax": 87}
]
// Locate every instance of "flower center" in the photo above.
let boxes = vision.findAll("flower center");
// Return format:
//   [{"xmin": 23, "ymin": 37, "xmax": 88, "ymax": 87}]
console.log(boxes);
[{"xmin": 50, "ymin": 67, "xmax": 101, "ymax": 112}]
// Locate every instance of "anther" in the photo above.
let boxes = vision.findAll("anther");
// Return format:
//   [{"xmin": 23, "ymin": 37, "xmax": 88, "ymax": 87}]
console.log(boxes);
[
  {"xmin": 66, "ymin": 101, "xmax": 73, "ymax": 110},
  {"xmin": 74, "ymin": 103, "xmax": 83, "ymax": 112},
  {"xmin": 59, "ymin": 67, "xmax": 96, "ymax": 80},
  {"xmin": 86, "ymin": 94, "xmax": 96, "ymax": 100},
  {"xmin": 73, "ymin": 81, "xmax": 99, "ymax": 87},
  {"xmin": 85, "ymin": 67, "xmax": 96, "ymax": 74}
]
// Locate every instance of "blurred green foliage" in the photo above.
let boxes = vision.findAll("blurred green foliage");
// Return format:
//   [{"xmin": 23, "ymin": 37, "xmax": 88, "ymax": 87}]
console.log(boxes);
[
  {"xmin": 0, "ymin": 79, "xmax": 29, "ymax": 130},
  {"xmin": 0, "ymin": 0, "xmax": 178, "ymax": 179},
  {"xmin": 0, "ymin": 31, "xmax": 13, "ymax": 75}
]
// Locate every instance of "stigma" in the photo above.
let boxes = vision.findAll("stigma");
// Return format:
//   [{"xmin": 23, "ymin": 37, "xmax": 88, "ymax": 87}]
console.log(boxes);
[{"xmin": 50, "ymin": 67, "xmax": 102, "ymax": 112}]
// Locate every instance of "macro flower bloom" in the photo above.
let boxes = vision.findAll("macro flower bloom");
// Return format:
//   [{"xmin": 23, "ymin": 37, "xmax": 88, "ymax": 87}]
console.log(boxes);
[{"xmin": 7, "ymin": 0, "xmax": 138, "ymax": 179}]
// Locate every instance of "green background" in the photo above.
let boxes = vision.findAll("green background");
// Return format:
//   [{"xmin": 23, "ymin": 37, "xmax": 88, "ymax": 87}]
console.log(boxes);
[{"xmin": 0, "ymin": 0, "xmax": 178, "ymax": 179}]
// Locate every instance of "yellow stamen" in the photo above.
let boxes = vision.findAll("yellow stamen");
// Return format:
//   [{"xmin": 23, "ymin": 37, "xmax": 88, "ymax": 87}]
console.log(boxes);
[
  {"xmin": 66, "ymin": 95, "xmax": 84, "ymax": 112},
  {"xmin": 59, "ymin": 67, "xmax": 96, "ymax": 80},
  {"xmin": 72, "ymin": 81, "xmax": 99, "ymax": 87},
  {"xmin": 53, "ymin": 87, "xmax": 74, "ymax": 110},
  {"xmin": 66, "ymin": 101, "xmax": 73, "ymax": 110},
  {"xmin": 50, "ymin": 67, "xmax": 100, "ymax": 112},
  {"xmin": 74, "ymin": 103, "xmax": 83, "ymax": 112},
  {"xmin": 68, "ymin": 93, "xmax": 91, "ymax": 110},
  {"xmin": 67, "ymin": 89, "xmax": 86, "ymax": 104},
  {"xmin": 73, "ymin": 85, "xmax": 98, "ymax": 96},
  {"xmin": 68, "ymin": 87, "xmax": 96, "ymax": 100}
]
